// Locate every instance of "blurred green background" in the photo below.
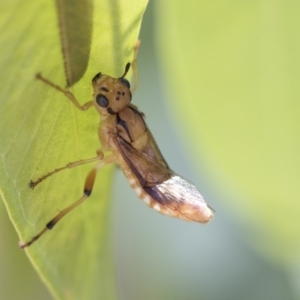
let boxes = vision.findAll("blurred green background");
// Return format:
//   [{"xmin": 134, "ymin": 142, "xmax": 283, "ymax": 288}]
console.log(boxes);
[{"xmin": 1, "ymin": 1, "xmax": 299, "ymax": 299}]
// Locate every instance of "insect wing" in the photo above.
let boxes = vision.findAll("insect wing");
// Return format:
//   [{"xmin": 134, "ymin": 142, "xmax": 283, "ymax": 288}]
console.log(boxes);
[
  {"xmin": 114, "ymin": 131, "xmax": 213, "ymax": 223},
  {"xmin": 145, "ymin": 175, "xmax": 213, "ymax": 223},
  {"xmin": 114, "ymin": 133, "xmax": 172, "ymax": 188}
]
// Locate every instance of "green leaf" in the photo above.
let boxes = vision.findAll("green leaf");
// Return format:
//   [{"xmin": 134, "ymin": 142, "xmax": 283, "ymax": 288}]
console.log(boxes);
[
  {"xmin": 56, "ymin": 0, "xmax": 93, "ymax": 87},
  {"xmin": 0, "ymin": 0, "xmax": 147, "ymax": 299},
  {"xmin": 156, "ymin": 1, "xmax": 300, "ymax": 267}
]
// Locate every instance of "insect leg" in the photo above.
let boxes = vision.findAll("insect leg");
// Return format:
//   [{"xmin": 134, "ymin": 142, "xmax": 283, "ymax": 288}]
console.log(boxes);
[
  {"xmin": 20, "ymin": 155, "xmax": 115, "ymax": 249},
  {"xmin": 36, "ymin": 73, "xmax": 93, "ymax": 111},
  {"xmin": 29, "ymin": 154, "xmax": 104, "ymax": 189},
  {"xmin": 130, "ymin": 40, "xmax": 140, "ymax": 94}
]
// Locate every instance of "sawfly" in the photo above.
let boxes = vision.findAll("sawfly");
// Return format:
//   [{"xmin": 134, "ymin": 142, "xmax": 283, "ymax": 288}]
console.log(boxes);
[{"xmin": 20, "ymin": 42, "xmax": 213, "ymax": 248}]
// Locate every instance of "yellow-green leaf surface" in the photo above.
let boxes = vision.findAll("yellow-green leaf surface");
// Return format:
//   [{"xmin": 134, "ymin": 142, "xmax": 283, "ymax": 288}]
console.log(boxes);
[
  {"xmin": 157, "ymin": 1, "xmax": 300, "ymax": 267},
  {"xmin": 56, "ymin": 0, "xmax": 93, "ymax": 87},
  {"xmin": 0, "ymin": 1, "xmax": 147, "ymax": 299}
]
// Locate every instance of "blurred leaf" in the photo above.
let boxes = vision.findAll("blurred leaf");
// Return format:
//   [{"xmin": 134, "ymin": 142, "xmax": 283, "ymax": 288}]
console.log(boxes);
[
  {"xmin": 0, "ymin": 0, "xmax": 147, "ymax": 299},
  {"xmin": 156, "ymin": 1, "xmax": 300, "ymax": 266},
  {"xmin": 56, "ymin": 0, "xmax": 93, "ymax": 87}
]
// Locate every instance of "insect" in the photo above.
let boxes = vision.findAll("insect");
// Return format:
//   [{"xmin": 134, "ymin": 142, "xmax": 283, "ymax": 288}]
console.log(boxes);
[{"xmin": 19, "ymin": 42, "xmax": 213, "ymax": 248}]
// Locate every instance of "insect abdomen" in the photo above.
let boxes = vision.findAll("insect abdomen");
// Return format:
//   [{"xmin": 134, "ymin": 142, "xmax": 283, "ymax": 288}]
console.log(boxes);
[
  {"xmin": 124, "ymin": 169, "xmax": 179, "ymax": 217},
  {"xmin": 124, "ymin": 168, "xmax": 213, "ymax": 223}
]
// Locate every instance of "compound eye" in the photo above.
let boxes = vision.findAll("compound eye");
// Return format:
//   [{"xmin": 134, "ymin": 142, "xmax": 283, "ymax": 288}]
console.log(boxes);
[
  {"xmin": 120, "ymin": 78, "xmax": 130, "ymax": 89},
  {"xmin": 96, "ymin": 94, "xmax": 109, "ymax": 107}
]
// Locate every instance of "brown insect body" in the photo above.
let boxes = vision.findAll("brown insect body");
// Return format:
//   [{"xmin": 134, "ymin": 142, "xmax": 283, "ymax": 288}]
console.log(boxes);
[
  {"xmin": 93, "ymin": 71, "xmax": 213, "ymax": 223},
  {"xmin": 20, "ymin": 44, "xmax": 213, "ymax": 248}
]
